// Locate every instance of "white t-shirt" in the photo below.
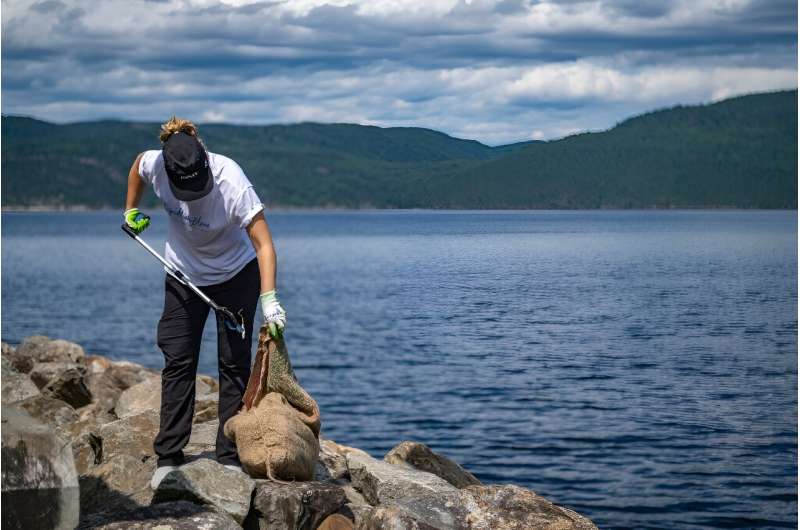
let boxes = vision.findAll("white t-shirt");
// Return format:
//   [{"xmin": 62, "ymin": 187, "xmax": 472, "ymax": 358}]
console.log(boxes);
[{"xmin": 139, "ymin": 149, "xmax": 263, "ymax": 286}]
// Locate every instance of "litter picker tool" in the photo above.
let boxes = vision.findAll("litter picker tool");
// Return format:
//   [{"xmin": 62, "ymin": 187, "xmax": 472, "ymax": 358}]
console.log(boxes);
[{"xmin": 121, "ymin": 224, "xmax": 246, "ymax": 339}]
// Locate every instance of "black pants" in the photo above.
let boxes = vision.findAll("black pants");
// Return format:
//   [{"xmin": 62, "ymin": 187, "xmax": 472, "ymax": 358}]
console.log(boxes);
[{"xmin": 154, "ymin": 258, "xmax": 260, "ymax": 467}]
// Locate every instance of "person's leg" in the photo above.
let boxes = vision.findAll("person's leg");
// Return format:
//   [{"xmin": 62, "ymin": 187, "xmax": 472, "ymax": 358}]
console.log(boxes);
[
  {"xmin": 153, "ymin": 275, "xmax": 210, "ymax": 466},
  {"xmin": 206, "ymin": 258, "xmax": 260, "ymax": 465}
]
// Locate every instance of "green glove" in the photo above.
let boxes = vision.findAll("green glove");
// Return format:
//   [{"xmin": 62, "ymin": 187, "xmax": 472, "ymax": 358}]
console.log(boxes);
[
  {"xmin": 260, "ymin": 290, "xmax": 286, "ymax": 339},
  {"xmin": 124, "ymin": 208, "xmax": 151, "ymax": 234}
]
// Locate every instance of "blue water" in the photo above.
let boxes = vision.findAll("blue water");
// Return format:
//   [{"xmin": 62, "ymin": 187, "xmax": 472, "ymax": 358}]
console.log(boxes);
[{"xmin": 2, "ymin": 210, "xmax": 797, "ymax": 529}]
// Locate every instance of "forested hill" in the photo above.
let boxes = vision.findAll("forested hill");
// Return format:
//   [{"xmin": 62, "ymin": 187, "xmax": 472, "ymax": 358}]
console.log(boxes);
[{"xmin": 2, "ymin": 90, "xmax": 796, "ymax": 209}]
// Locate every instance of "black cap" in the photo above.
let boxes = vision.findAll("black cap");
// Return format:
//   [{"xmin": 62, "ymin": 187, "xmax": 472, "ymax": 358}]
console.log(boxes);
[{"xmin": 162, "ymin": 132, "xmax": 213, "ymax": 201}]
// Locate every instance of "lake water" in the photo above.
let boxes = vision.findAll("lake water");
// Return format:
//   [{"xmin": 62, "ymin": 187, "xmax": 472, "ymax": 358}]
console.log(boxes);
[{"xmin": 2, "ymin": 210, "xmax": 797, "ymax": 529}]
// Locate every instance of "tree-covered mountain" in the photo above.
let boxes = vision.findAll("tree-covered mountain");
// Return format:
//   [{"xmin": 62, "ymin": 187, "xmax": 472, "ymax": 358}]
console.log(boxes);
[{"xmin": 2, "ymin": 90, "xmax": 796, "ymax": 209}]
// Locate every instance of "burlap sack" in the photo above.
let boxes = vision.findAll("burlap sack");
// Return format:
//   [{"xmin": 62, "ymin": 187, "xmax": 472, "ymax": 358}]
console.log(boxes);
[{"xmin": 223, "ymin": 325, "xmax": 321, "ymax": 481}]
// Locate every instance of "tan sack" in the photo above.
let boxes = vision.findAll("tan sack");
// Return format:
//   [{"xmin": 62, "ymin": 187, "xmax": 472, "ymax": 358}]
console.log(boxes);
[
  {"xmin": 224, "ymin": 391, "xmax": 319, "ymax": 480},
  {"xmin": 223, "ymin": 325, "xmax": 321, "ymax": 481}
]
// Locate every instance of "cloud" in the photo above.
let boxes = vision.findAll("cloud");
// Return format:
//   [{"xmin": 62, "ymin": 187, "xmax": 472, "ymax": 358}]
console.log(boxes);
[{"xmin": 1, "ymin": 0, "xmax": 796, "ymax": 144}]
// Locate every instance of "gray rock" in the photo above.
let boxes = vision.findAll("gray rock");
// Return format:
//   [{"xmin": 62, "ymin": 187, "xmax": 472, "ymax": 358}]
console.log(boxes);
[
  {"xmin": 457, "ymin": 484, "xmax": 598, "ymax": 530},
  {"xmin": 346, "ymin": 451, "xmax": 458, "ymax": 506},
  {"xmin": 115, "ymin": 376, "xmax": 215, "ymax": 419},
  {"xmin": 78, "ymin": 500, "xmax": 241, "ymax": 529},
  {"xmin": 1, "ymin": 406, "xmax": 80, "ymax": 530},
  {"xmin": 153, "ymin": 458, "xmax": 255, "ymax": 524},
  {"xmin": 43, "ymin": 366, "xmax": 93, "ymax": 408},
  {"xmin": 17, "ymin": 394, "xmax": 79, "ymax": 428},
  {"xmin": 347, "ymin": 452, "xmax": 466, "ymax": 528},
  {"xmin": 99, "ymin": 409, "xmax": 160, "ymax": 463},
  {"xmin": 1, "ymin": 356, "xmax": 41, "ymax": 404},
  {"xmin": 384, "ymin": 441, "xmax": 481, "ymax": 488},
  {"xmin": 246, "ymin": 479, "xmax": 347, "ymax": 530},
  {"xmin": 17, "ymin": 336, "xmax": 85, "ymax": 365},
  {"xmin": 79, "ymin": 454, "xmax": 155, "ymax": 515}
]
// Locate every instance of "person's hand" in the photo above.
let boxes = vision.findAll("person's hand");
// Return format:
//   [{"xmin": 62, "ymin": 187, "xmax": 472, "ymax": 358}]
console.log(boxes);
[
  {"xmin": 260, "ymin": 290, "xmax": 286, "ymax": 338},
  {"xmin": 124, "ymin": 208, "xmax": 151, "ymax": 234}
]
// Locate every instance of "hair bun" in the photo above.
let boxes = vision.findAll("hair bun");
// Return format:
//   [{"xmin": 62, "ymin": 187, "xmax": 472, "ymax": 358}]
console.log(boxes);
[{"xmin": 160, "ymin": 116, "xmax": 199, "ymax": 143}]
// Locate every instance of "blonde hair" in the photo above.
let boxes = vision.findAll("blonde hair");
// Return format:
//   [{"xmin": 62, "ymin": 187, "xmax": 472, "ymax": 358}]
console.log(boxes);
[{"xmin": 159, "ymin": 116, "xmax": 200, "ymax": 143}]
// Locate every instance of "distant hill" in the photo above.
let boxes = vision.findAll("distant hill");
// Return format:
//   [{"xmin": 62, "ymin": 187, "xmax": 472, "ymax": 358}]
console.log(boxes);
[{"xmin": 2, "ymin": 90, "xmax": 796, "ymax": 209}]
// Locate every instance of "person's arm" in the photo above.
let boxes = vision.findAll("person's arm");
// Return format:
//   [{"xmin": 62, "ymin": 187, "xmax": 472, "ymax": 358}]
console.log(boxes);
[
  {"xmin": 124, "ymin": 153, "xmax": 151, "ymax": 233},
  {"xmin": 246, "ymin": 211, "xmax": 277, "ymax": 293},
  {"xmin": 126, "ymin": 153, "xmax": 146, "ymax": 210},
  {"xmin": 246, "ymin": 211, "xmax": 285, "ymax": 337}
]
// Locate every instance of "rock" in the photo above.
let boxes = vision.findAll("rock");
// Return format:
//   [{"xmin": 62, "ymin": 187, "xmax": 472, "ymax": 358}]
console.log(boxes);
[
  {"xmin": 84, "ymin": 360, "xmax": 156, "ymax": 414},
  {"xmin": 29, "ymin": 361, "xmax": 84, "ymax": 389},
  {"xmin": 1, "ymin": 356, "xmax": 41, "ymax": 404},
  {"xmin": 245, "ymin": 480, "xmax": 347, "ymax": 530},
  {"xmin": 457, "ymin": 484, "xmax": 598, "ymax": 530},
  {"xmin": 17, "ymin": 395, "xmax": 79, "ymax": 428},
  {"xmin": 193, "ymin": 391, "xmax": 219, "ymax": 424},
  {"xmin": 76, "ymin": 401, "xmax": 117, "ymax": 424},
  {"xmin": 346, "ymin": 451, "xmax": 457, "ymax": 507},
  {"xmin": 115, "ymin": 375, "xmax": 215, "ymax": 419},
  {"xmin": 153, "ymin": 458, "xmax": 255, "ymax": 524},
  {"xmin": 346, "ymin": 452, "xmax": 473, "ymax": 529},
  {"xmin": 59, "ymin": 415, "xmax": 107, "ymax": 474},
  {"xmin": 17, "ymin": 336, "xmax": 84, "ymax": 365},
  {"xmin": 3, "ymin": 341, "xmax": 34, "ymax": 373},
  {"xmin": 79, "ymin": 454, "xmax": 155, "ymax": 515},
  {"xmin": 356, "ymin": 505, "xmax": 440, "ymax": 530},
  {"xmin": 42, "ymin": 366, "xmax": 93, "ymax": 408},
  {"xmin": 385, "ymin": 441, "xmax": 481, "ymax": 488},
  {"xmin": 185, "ymin": 419, "xmax": 218, "ymax": 459},
  {"xmin": 99, "ymin": 410, "xmax": 160, "ymax": 463},
  {"xmin": 318, "ymin": 513, "xmax": 356, "ymax": 530},
  {"xmin": 78, "ymin": 500, "xmax": 241, "ymax": 530},
  {"xmin": 1, "ymin": 406, "xmax": 80, "ymax": 530},
  {"xmin": 317, "ymin": 438, "xmax": 350, "ymax": 482}
]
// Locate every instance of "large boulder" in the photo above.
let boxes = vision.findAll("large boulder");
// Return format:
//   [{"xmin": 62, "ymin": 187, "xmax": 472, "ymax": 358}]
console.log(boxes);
[
  {"xmin": 384, "ymin": 441, "xmax": 481, "ymax": 488},
  {"xmin": 346, "ymin": 452, "xmax": 597, "ymax": 530},
  {"xmin": 16, "ymin": 336, "xmax": 85, "ymax": 365},
  {"xmin": 99, "ymin": 409, "xmax": 160, "ymax": 463},
  {"xmin": 1, "ymin": 355, "xmax": 40, "ymax": 404},
  {"xmin": 153, "ymin": 458, "xmax": 255, "ymax": 524},
  {"xmin": 1, "ymin": 406, "xmax": 80, "ymax": 530},
  {"xmin": 245, "ymin": 480, "xmax": 347, "ymax": 530},
  {"xmin": 78, "ymin": 500, "xmax": 241, "ymax": 529},
  {"xmin": 79, "ymin": 454, "xmax": 156, "ymax": 515},
  {"xmin": 114, "ymin": 375, "xmax": 215, "ymax": 419}
]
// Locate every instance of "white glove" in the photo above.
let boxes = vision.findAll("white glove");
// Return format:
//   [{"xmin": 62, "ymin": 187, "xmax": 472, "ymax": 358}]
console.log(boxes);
[{"xmin": 260, "ymin": 290, "xmax": 286, "ymax": 338}]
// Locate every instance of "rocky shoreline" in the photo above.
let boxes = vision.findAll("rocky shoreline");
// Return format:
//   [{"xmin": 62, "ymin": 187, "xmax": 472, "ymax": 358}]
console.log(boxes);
[{"xmin": 2, "ymin": 335, "xmax": 598, "ymax": 530}]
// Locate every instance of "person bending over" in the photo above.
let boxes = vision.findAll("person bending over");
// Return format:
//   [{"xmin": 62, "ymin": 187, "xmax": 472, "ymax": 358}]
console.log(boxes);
[{"xmin": 123, "ymin": 116, "xmax": 286, "ymax": 488}]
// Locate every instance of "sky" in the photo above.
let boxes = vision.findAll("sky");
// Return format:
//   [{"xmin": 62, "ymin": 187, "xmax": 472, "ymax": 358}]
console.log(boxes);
[{"xmin": 2, "ymin": 0, "xmax": 797, "ymax": 144}]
